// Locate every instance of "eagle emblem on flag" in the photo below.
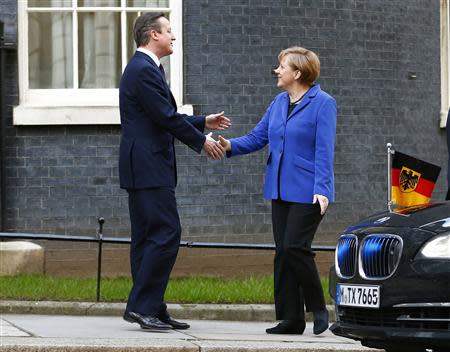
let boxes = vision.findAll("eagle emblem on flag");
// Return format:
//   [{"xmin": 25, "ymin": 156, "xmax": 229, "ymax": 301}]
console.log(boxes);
[{"xmin": 399, "ymin": 167, "xmax": 421, "ymax": 193}]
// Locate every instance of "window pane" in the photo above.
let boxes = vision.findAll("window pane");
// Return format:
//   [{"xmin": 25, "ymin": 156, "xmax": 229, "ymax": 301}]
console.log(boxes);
[
  {"xmin": 28, "ymin": 12, "xmax": 73, "ymax": 88},
  {"xmin": 126, "ymin": 0, "xmax": 169, "ymax": 7},
  {"xmin": 126, "ymin": 12, "xmax": 170, "ymax": 83},
  {"xmin": 28, "ymin": 0, "xmax": 72, "ymax": 7},
  {"xmin": 160, "ymin": 56, "xmax": 170, "ymax": 85},
  {"xmin": 78, "ymin": 0, "xmax": 121, "ymax": 6},
  {"xmin": 78, "ymin": 12, "xmax": 122, "ymax": 88},
  {"xmin": 126, "ymin": 12, "xmax": 139, "ymax": 61}
]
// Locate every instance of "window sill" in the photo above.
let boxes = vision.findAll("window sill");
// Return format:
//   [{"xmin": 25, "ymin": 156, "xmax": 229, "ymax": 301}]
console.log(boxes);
[{"xmin": 13, "ymin": 104, "xmax": 194, "ymax": 125}]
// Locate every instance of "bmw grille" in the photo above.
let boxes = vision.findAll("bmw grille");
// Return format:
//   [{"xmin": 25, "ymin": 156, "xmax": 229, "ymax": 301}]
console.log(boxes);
[
  {"xmin": 359, "ymin": 234, "xmax": 403, "ymax": 279},
  {"xmin": 336, "ymin": 234, "xmax": 358, "ymax": 278}
]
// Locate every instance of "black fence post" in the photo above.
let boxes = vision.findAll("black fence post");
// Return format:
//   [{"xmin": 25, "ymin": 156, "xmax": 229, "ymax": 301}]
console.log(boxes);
[{"xmin": 96, "ymin": 217, "xmax": 104, "ymax": 302}]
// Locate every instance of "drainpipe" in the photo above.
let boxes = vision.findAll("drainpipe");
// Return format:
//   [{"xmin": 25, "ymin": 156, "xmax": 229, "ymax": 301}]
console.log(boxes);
[{"xmin": 0, "ymin": 21, "xmax": 17, "ymax": 231}]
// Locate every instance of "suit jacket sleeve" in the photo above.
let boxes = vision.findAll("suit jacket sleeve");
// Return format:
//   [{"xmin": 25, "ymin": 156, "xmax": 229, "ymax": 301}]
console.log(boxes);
[
  {"xmin": 227, "ymin": 101, "xmax": 274, "ymax": 157},
  {"xmin": 313, "ymin": 98, "xmax": 337, "ymax": 199},
  {"xmin": 136, "ymin": 66, "xmax": 206, "ymax": 153},
  {"xmin": 186, "ymin": 115, "xmax": 205, "ymax": 132}
]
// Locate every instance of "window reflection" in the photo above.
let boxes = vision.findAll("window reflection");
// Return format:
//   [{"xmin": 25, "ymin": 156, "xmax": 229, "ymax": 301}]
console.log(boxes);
[
  {"xmin": 28, "ymin": 0, "xmax": 71, "ymax": 7},
  {"xmin": 126, "ymin": 0, "xmax": 169, "ymax": 7},
  {"xmin": 28, "ymin": 12, "xmax": 73, "ymax": 89},
  {"xmin": 78, "ymin": 12, "xmax": 121, "ymax": 88},
  {"xmin": 79, "ymin": 0, "xmax": 121, "ymax": 6},
  {"xmin": 126, "ymin": 12, "xmax": 170, "ymax": 84}
]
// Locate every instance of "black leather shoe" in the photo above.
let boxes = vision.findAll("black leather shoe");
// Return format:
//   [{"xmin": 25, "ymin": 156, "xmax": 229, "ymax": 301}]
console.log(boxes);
[
  {"xmin": 123, "ymin": 311, "xmax": 135, "ymax": 323},
  {"xmin": 159, "ymin": 316, "xmax": 190, "ymax": 330},
  {"xmin": 123, "ymin": 311, "xmax": 172, "ymax": 330},
  {"xmin": 313, "ymin": 310, "xmax": 329, "ymax": 335},
  {"xmin": 266, "ymin": 320, "xmax": 305, "ymax": 334}
]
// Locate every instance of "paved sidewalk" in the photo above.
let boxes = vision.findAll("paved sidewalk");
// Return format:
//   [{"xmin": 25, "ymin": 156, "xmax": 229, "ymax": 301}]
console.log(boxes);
[{"xmin": 0, "ymin": 314, "xmax": 377, "ymax": 352}]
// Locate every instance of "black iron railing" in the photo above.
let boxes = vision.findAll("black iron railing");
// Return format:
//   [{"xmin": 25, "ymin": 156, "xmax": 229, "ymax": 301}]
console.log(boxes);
[{"xmin": 1, "ymin": 221, "xmax": 335, "ymax": 302}]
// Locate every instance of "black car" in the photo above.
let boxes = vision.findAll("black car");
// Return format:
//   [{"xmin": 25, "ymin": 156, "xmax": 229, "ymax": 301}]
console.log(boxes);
[{"xmin": 329, "ymin": 203, "xmax": 450, "ymax": 352}]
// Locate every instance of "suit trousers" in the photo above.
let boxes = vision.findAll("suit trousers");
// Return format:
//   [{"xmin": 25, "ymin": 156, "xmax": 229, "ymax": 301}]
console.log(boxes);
[
  {"xmin": 272, "ymin": 199, "xmax": 326, "ymax": 320},
  {"xmin": 126, "ymin": 187, "xmax": 181, "ymax": 318}
]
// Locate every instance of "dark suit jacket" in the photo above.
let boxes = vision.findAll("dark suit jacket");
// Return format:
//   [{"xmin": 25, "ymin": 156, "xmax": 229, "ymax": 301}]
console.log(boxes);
[{"xmin": 119, "ymin": 51, "xmax": 206, "ymax": 189}]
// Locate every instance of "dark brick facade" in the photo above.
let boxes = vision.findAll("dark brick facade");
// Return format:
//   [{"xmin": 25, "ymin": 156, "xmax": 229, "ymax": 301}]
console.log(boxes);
[{"xmin": 0, "ymin": 0, "xmax": 447, "ymax": 277}]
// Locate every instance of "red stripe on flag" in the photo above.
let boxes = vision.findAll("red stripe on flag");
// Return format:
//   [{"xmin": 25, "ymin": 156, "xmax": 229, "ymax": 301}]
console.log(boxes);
[
  {"xmin": 392, "ymin": 168, "xmax": 400, "ymax": 186},
  {"xmin": 392, "ymin": 168, "xmax": 436, "ymax": 198}
]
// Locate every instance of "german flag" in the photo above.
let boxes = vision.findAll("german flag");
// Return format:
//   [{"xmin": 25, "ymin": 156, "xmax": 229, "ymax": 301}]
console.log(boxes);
[{"xmin": 392, "ymin": 151, "xmax": 441, "ymax": 206}]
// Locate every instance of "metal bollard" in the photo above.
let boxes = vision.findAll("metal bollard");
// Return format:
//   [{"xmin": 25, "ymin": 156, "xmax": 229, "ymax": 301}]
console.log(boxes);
[{"xmin": 96, "ymin": 217, "xmax": 105, "ymax": 302}]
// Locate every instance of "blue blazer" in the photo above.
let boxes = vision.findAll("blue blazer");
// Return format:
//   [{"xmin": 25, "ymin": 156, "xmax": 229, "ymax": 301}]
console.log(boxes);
[
  {"xmin": 119, "ymin": 52, "xmax": 206, "ymax": 190},
  {"xmin": 228, "ymin": 84, "xmax": 337, "ymax": 203}
]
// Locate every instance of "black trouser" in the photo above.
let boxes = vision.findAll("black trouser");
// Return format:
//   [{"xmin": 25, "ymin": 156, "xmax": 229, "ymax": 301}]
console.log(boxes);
[
  {"xmin": 126, "ymin": 187, "xmax": 181, "ymax": 318},
  {"xmin": 272, "ymin": 199, "xmax": 326, "ymax": 320}
]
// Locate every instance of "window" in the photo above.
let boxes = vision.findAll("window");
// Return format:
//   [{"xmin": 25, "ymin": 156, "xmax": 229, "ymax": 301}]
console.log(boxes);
[{"xmin": 14, "ymin": 0, "xmax": 189, "ymax": 125}]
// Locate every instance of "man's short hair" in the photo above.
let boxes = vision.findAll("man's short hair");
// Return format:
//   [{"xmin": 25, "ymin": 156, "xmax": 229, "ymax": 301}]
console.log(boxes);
[{"xmin": 133, "ymin": 13, "xmax": 166, "ymax": 47}]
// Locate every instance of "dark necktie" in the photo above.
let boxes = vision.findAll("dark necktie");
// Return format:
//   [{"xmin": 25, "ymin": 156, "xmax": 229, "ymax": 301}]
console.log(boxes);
[{"xmin": 159, "ymin": 64, "xmax": 166, "ymax": 82}]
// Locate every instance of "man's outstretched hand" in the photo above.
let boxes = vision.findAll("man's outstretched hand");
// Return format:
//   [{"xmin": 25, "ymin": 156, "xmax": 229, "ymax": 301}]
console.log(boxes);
[{"xmin": 205, "ymin": 111, "xmax": 231, "ymax": 131}]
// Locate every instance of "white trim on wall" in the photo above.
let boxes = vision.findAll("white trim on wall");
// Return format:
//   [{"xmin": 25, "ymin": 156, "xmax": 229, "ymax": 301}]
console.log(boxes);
[
  {"xmin": 14, "ymin": 0, "xmax": 188, "ymax": 125},
  {"xmin": 14, "ymin": 103, "xmax": 193, "ymax": 125}
]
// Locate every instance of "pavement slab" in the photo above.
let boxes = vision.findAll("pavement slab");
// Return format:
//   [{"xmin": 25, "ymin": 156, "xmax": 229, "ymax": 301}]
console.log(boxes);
[
  {"xmin": 0, "ymin": 315, "xmax": 377, "ymax": 352},
  {"xmin": 0, "ymin": 320, "xmax": 29, "ymax": 338}
]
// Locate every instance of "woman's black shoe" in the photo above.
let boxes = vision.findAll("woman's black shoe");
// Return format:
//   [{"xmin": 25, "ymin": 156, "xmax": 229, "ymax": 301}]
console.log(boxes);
[
  {"xmin": 313, "ymin": 310, "xmax": 329, "ymax": 335},
  {"xmin": 266, "ymin": 320, "xmax": 306, "ymax": 334}
]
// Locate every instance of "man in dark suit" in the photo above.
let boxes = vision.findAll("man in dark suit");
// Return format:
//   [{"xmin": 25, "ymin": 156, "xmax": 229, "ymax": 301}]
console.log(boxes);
[{"xmin": 119, "ymin": 13, "xmax": 230, "ymax": 331}]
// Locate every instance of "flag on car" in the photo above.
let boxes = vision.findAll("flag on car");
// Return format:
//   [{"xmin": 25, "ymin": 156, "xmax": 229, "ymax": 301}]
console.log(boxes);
[{"xmin": 392, "ymin": 151, "xmax": 441, "ymax": 206}]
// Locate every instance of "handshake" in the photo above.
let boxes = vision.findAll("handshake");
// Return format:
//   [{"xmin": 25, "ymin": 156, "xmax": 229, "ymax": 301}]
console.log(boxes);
[
  {"xmin": 203, "ymin": 132, "xmax": 230, "ymax": 160},
  {"xmin": 202, "ymin": 111, "xmax": 232, "ymax": 160}
]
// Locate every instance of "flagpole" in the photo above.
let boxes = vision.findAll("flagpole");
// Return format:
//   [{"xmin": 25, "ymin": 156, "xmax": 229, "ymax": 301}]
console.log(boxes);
[{"xmin": 387, "ymin": 143, "xmax": 394, "ymax": 211}]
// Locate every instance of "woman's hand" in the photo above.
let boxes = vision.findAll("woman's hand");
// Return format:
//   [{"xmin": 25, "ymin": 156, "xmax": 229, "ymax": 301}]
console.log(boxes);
[
  {"xmin": 313, "ymin": 194, "xmax": 329, "ymax": 215},
  {"xmin": 218, "ymin": 135, "xmax": 231, "ymax": 152},
  {"xmin": 203, "ymin": 132, "xmax": 225, "ymax": 160}
]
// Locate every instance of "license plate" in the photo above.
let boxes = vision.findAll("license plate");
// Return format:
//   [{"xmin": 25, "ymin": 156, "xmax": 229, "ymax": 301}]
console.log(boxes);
[{"xmin": 336, "ymin": 284, "xmax": 380, "ymax": 308}]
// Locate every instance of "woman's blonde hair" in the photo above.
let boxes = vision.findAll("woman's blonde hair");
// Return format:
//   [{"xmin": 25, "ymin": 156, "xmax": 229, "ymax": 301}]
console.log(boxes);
[{"xmin": 278, "ymin": 47, "xmax": 320, "ymax": 85}]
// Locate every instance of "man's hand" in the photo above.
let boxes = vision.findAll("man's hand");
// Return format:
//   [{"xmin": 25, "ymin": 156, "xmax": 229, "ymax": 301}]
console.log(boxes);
[
  {"xmin": 218, "ymin": 135, "xmax": 231, "ymax": 152},
  {"xmin": 313, "ymin": 194, "xmax": 329, "ymax": 215},
  {"xmin": 205, "ymin": 111, "xmax": 231, "ymax": 130},
  {"xmin": 203, "ymin": 132, "xmax": 225, "ymax": 160}
]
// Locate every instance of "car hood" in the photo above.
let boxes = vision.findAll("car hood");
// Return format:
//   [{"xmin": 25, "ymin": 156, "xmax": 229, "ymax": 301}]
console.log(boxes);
[{"xmin": 344, "ymin": 202, "xmax": 450, "ymax": 234}]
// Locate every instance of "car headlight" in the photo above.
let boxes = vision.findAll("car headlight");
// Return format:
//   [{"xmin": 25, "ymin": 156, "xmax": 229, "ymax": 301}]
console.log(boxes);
[{"xmin": 417, "ymin": 234, "xmax": 450, "ymax": 259}]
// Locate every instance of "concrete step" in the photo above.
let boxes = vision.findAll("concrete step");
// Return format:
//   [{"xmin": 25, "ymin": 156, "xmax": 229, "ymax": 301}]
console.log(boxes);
[{"xmin": 0, "ymin": 300, "xmax": 336, "ymax": 322}]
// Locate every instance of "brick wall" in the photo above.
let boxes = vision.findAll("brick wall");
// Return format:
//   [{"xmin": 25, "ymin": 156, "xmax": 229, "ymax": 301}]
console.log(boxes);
[{"xmin": 0, "ymin": 0, "xmax": 446, "ymax": 278}]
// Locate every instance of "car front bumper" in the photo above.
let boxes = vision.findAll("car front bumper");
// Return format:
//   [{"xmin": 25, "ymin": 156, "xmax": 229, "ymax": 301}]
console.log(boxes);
[{"xmin": 330, "ymin": 321, "xmax": 450, "ymax": 349}]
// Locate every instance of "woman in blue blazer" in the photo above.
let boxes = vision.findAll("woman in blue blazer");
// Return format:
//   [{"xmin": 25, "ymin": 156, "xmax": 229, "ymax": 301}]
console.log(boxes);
[{"xmin": 219, "ymin": 47, "xmax": 337, "ymax": 335}]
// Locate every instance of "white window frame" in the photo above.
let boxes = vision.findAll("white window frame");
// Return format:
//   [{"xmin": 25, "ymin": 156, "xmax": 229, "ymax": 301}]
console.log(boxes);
[
  {"xmin": 14, "ymin": 0, "xmax": 192, "ymax": 125},
  {"xmin": 441, "ymin": 0, "xmax": 449, "ymax": 128}
]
